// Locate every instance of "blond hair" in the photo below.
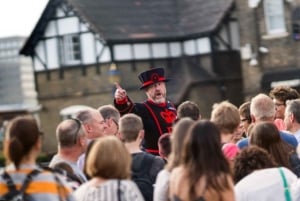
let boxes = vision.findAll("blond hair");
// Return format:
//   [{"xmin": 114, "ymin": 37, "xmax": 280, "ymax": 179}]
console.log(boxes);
[
  {"xmin": 85, "ymin": 136, "xmax": 131, "ymax": 179},
  {"xmin": 211, "ymin": 101, "xmax": 240, "ymax": 134}
]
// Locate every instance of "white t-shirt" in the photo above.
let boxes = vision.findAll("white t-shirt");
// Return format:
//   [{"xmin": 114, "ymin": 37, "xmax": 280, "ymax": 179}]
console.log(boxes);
[
  {"xmin": 74, "ymin": 179, "xmax": 144, "ymax": 201},
  {"xmin": 235, "ymin": 167, "xmax": 300, "ymax": 201},
  {"xmin": 153, "ymin": 169, "xmax": 170, "ymax": 201}
]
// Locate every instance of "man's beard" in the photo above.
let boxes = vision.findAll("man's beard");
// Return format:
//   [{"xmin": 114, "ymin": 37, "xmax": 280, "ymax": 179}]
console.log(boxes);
[{"xmin": 152, "ymin": 92, "xmax": 166, "ymax": 104}]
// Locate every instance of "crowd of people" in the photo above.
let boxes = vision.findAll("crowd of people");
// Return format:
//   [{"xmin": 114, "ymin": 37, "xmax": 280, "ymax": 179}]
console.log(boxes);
[{"xmin": 2, "ymin": 67, "xmax": 300, "ymax": 201}]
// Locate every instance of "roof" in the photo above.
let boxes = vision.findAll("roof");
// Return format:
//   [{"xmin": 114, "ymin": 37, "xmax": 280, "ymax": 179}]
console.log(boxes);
[{"xmin": 21, "ymin": 0, "xmax": 234, "ymax": 55}]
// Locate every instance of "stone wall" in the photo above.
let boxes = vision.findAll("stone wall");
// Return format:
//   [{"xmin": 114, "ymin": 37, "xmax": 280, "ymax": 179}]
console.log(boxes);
[{"xmin": 236, "ymin": 0, "xmax": 300, "ymax": 100}]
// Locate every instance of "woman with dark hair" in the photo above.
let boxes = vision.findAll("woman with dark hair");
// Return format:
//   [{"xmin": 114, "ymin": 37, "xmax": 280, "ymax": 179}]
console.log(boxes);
[
  {"xmin": 234, "ymin": 145, "xmax": 300, "ymax": 201},
  {"xmin": 249, "ymin": 122, "xmax": 300, "ymax": 176},
  {"xmin": 169, "ymin": 120, "xmax": 235, "ymax": 201},
  {"xmin": 0, "ymin": 116, "xmax": 74, "ymax": 201},
  {"xmin": 233, "ymin": 145, "xmax": 277, "ymax": 183},
  {"xmin": 154, "ymin": 117, "xmax": 194, "ymax": 201}
]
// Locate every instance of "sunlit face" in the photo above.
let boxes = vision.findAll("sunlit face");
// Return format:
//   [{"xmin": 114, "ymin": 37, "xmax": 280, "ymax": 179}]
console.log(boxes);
[
  {"xmin": 85, "ymin": 111, "xmax": 107, "ymax": 139},
  {"xmin": 103, "ymin": 118, "xmax": 119, "ymax": 136},
  {"xmin": 145, "ymin": 82, "xmax": 167, "ymax": 104},
  {"xmin": 273, "ymin": 99, "xmax": 286, "ymax": 120},
  {"xmin": 232, "ymin": 124, "xmax": 244, "ymax": 143},
  {"xmin": 284, "ymin": 109, "xmax": 292, "ymax": 131},
  {"xmin": 240, "ymin": 115, "xmax": 251, "ymax": 136}
]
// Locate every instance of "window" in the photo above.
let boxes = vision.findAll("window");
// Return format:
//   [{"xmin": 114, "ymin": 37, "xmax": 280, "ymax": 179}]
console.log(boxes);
[
  {"xmin": 60, "ymin": 35, "xmax": 81, "ymax": 65},
  {"xmin": 292, "ymin": 7, "xmax": 300, "ymax": 41},
  {"xmin": 264, "ymin": 0, "xmax": 286, "ymax": 35}
]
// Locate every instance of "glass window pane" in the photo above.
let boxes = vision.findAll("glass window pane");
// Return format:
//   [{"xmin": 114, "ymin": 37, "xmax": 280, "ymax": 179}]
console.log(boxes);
[{"xmin": 264, "ymin": 0, "xmax": 286, "ymax": 34}]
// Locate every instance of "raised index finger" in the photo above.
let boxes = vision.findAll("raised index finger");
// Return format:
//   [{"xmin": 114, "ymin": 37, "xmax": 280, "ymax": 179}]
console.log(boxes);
[{"xmin": 114, "ymin": 82, "xmax": 122, "ymax": 90}]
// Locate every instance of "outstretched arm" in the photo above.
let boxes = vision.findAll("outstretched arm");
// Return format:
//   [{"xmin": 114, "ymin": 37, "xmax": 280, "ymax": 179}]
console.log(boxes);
[{"xmin": 113, "ymin": 82, "xmax": 134, "ymax": 115}]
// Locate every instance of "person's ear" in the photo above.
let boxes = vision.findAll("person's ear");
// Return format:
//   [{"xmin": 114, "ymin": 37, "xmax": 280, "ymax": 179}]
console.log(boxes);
[
  {"xmin": 79, "ymin": 136, "xmax": 86, "ymax": 146},
  {"xmin": 138, "ymin": 130, "xmax": 144, "ymax": 140},
  {"xmin": 116, "ymin": 131, "xmax": 123, "ymax": 140},
  {"xmin": 34, "ymin": 137, "xmax": 42, "ymax": 151},
  {"xmin": 290, "ymin": 113, "xmax": 295, "ymax": 122},
  {"xmin": 251, "ymin": 115, "xmax": 256, "ymax": 123},
  {"xmin": 84, "ymin": 124, "xmax": 92, "ymax": 133}
]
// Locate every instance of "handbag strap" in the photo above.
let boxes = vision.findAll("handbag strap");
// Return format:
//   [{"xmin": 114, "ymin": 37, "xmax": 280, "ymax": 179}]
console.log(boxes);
[
  {"xmin": 117, "ymin": 180, "xmax": 122, "ymax": 201},
  {"xmin": 279, "ymin": 167, "xmax": 292, "ymax": 201}
]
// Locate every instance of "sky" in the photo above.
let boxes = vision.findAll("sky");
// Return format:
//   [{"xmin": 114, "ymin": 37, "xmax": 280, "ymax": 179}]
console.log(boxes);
[{"xmin": 0, "ymin": 0, "xmax": 49, "ymax": 38}]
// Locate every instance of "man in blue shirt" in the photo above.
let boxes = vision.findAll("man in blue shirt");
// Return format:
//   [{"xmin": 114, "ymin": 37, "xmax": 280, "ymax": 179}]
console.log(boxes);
[{"xmin": 237, "ymin": 93, "xmax": 298, "ymax": 149}]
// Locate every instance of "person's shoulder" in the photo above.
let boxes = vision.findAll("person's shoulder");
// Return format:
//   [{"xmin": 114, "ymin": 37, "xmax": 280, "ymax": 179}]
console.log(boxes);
[
  {"xmin": 131, "ymin": 151, "xmax": 147, "ymax": 160},
  {"xmin": 153, "ymin": 155, "xmax": 165, "ymax": 166},
  {"xmin": 156, "ymin": 169, "xmax": 170, "ymax": 180},
  {"xmin": 280, "ymin": 130, "xmax": 296, "ymax": 139},
  {"xmin": 73, "ymin": 182, "xmax": 90, "ymax": 198},
  {"xmin": 279, "ymin": 131, "xmax": 298, "ymax": 146},
  {"xmin": 120, "ymin": 179, "xmax": 138, "ymax": 188},
  {"xmin": 236, "ymin": 138, "xmax": 249, "ymax": 149}
]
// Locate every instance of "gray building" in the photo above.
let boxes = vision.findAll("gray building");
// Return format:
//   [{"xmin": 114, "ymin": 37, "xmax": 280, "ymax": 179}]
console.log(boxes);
[{"xmin": 0, "ymin": 37, "xmax": 40, "ymax": 142}]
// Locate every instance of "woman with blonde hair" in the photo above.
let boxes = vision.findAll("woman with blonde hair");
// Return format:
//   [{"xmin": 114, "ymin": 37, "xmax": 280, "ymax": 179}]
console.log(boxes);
[
  {"xmin": 0, "ymin": 116, "xmax": 74, "ymax": 201},
  {"xmin": 169, "ymin": 120, "xmax": 235, "ymax": 201},
  {"xmin": 74, "ymin": 135, "xmax": 144, "ymax": 201}
]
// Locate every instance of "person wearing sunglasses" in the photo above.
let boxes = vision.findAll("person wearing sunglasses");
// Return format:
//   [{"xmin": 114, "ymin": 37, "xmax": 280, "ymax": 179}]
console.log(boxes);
[{"xmin": 49, "ymin": 118, "xmax": 88, "ymax": 183}]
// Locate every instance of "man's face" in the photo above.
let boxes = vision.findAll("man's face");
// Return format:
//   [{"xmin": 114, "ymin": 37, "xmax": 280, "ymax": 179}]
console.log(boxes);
[
  {"xmin": 103, "ymin": 118, "xmax": 118, "ymax": 136},
  {"xmin": 273, "ymin": 98, "xmax": 286, "ymax": 120},
  {"xmin": 284, "ymin": 108, "xmax": 292, "ymax": 131},
  {"xmin": 240, "ymin": 115, "xmax": 251, "ymax": 136},
  {"xmin": 145, "ymin": 82, "xmax": 166, "ymax": 104},
  {"xmin": 232, "ymin": 124, "xmax": 244, "ymax": 142},
  {"xmin": 86, "ymin": 111, "xmax": 107, "ymax": 139}
]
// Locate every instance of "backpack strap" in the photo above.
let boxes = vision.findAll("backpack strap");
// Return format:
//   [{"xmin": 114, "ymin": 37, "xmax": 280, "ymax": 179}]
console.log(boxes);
[
  {"xmin": 2, "ymin": 171, "xmax": 17, "ymax": 193},
  {"xmin": 2, "ymin": 169, "xmax": 40, "ymax": 200}
]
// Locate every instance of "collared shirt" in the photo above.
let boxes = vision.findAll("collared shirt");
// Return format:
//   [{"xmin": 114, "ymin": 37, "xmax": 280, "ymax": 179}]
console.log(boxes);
[{"xmin": 49, "ymin": 154, "xmax": 87, "ymax": 183}]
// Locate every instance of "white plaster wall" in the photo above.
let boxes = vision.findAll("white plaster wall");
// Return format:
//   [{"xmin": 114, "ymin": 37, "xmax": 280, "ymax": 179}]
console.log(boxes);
[
  {"xmin": 57, "ymin": 17, "xmax": 80, "ymax": 35},
  {"xmin": 44, "ymin": 21, "xmax": 57, "ymax": 37},
  {"xmin": 81, "ymin": 33, "xmax": 96, "ymax": 64},
  {"xmin": 230, "ymin": 21, "xmax": 240, "ymax": 50},
  {"xmin": 45, "ymin": 38, "xmax": 59, "ymax": 69}
]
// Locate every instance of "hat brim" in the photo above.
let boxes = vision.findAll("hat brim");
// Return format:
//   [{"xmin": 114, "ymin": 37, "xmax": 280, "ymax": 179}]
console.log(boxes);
[{"xmin": 139, "ymin": 79, "xmax": 170, "ymax": 90}]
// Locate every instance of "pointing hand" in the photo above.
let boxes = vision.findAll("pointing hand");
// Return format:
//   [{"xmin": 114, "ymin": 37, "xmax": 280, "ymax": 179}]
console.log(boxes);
[{"xmin": 114, "ymin": 82, "xmax": 127, "ymax": 100}]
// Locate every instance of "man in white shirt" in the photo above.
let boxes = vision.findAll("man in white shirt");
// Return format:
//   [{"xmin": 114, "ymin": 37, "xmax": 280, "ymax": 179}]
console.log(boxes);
[{"xmin": 284, "ymin": 99, "xmax": 300, "ymax": 143}]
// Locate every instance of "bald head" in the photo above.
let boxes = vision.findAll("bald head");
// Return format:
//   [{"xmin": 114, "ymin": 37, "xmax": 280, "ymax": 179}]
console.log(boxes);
[
  {"xmin": 56, "ymin": 119, "xmax": 85, "ymax": 147},
  {"xmin": 250, "ymin": 93, "xmax": 275, "ymax": 122}
]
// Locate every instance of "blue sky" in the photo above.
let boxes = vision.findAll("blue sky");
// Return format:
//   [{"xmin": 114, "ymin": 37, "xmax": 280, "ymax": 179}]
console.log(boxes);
[{"xmin": 0, "ymin": 0, "xmax": 48, "ymax": 37}]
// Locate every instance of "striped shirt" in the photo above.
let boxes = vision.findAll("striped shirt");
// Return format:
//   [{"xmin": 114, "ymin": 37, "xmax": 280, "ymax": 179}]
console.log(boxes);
[
  {"xmin": 0, "ymin": 164, "xmax": 74, "ymax": 201},
  {"xmin": 74, "ymin": 179, "xmax": 144, "ymax": 201}
]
